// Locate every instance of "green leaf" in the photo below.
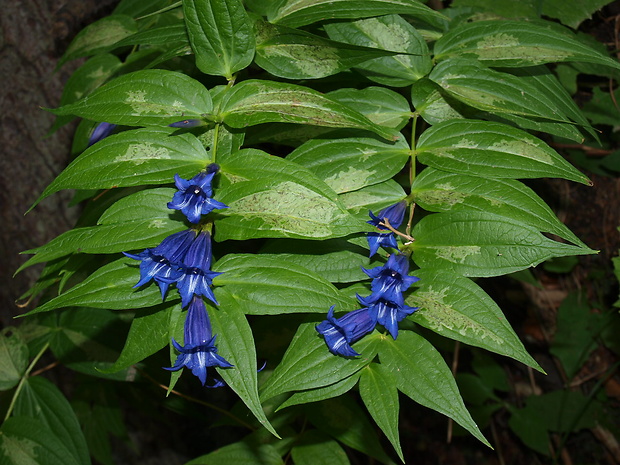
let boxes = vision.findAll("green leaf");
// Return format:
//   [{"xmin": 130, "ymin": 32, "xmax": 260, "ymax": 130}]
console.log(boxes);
[
  {"xmin": 218, "ymin": 79, "xmax": 396, "ymax": 140},
  {"xmin": 411, "ymin": 211, "xmax": 597, "ymax": 277},
  {"xmin": 328, "ymin": 87, "xmax": 412, "ymax": 129},
  {"xmin": 415, "ymin": 119, "xmax": 591, "ymax": 185},
  {"xmin": 103, "ymin": 304, "xmax": 182, "ymax": 373},
  {"xmin": 276, "ymin": 372, "xmax": 360, "ymax": 411},
  {"xmin": 304, "ymin": 396, "xmax": 396, "ymax": 465},
  {"xmin": 254, "ymin": 20, "xmax": 397, "ymax": 80},
  {"xmin": 50, "ymin": 69, "xmax": 213, "ymax": 126},
  {"xmin": 410, "ymin": 211, "xmax": 596, "ymax": 277},
  {"xmin": 0, "ymin": 328, "xmax": 29, "ymax": 391},
  {"xmin": 411, "ymin": 168, "xmax": 587, "ymax": 247},
  {"xmin": 49, "ymin": 54, "xmax": 123, "ymax": 133},
  {"xmin": 21, "ymin": 190, "xmax": 185, "ymax": 270},
  {"xmin": 215, "ymin": 179, "xmax": 366, "ymax": 240},
  {"xmin": 339, "ymin": 180, "xmax": 406, "ymax": 218},
  {"xmin": 210, "ymin": 290, "xmax": 279, "ymax": 437},
  {"xmin": 260, "ymin": 239, "xmax": 378, "ymax": 283},
  {"xmin": 287, "ymin": 136, "xmax": 410, "ymax": 194},
  {"xmin": 291, "ymin": 430, "xmax": 351, "ymax": 465},
  {"xmin": 406, "ymin": 268, "xmax": 542, "ymax": 370},
  {"xmin": 429, "ymin": 59, "xmax": 578, "ymax": 123},
  {"xmin": 550, "ymin": 292, "xmax": 597, "ymax": 378},
  {"xmin": 25, "ymin": 257, "xmax": 170, "ymax": 315},
  {"xmin": 213, "ymin": 254, "xmax": 357, "ymax": 315},
  {"xmin": 112, "ymin": 23, "xmax": 189, "ymax": 48},
  {"xmin": 267, "ymin": 0, "xmax": 449, "ymax": 30},
  {"xmin": 58, "ymin": 15, "xmax": 137, "ymax": 68},
  {"xmin": 0, "ymin": 417, "xmax": 82, "ymax": 465},
  {"xmin": 260, "ymin": 324, "xmax": 379, "ymax": 400},
  {"xmin": 324, "ymin": 14, "xmax": 432, "ymax": 86},
  {"xmin": 184, "ymin": 0, "xmax": 255, "ymax": 78},
  {"xmin": 33, "ymin": 128, "xmax": 210, "ymax": 207},
  {"xmin": 359, "ymin": 364, "xmax": 403, "ymax": 462},
  {"xmin": 411, "ymin": 78, "xmax": 467, "ymax": 125},
  {"xmin": 186, "ymin": 441, "xmax": 284, "ymax": 465},
  {"xmin": 14, "ymin": 377, "xmax": 90, "ymax": 465},
  {"xmin": 378, "ymin": 331, "xmax": 490, "ymax": 446},
  {"xmin": 435, "ymin": 20, "xmax": 620, "ymax": 70},
  {"xmin": 542, "ymin": 0, "xmax": 614, "ymax": 28}
]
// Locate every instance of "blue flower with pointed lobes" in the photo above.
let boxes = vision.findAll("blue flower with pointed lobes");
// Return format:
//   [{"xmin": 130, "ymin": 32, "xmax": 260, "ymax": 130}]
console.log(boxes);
[
  {"xmin": 165, "ymin": 296, "xmax": 232, "ymax": 386},
  {"xmin": 367, "ymin": 200, "xmax": 407, "ymax": 256},
  {"xmin": 123, "ymin": 229, "xmax": 196, "ymax": 299},
  {"xmin": 316, "ymin": 306, "xmax": 376, "ymax": 357},
  {"xmin": 357, "ymin": 294, "xmax": 418, "ymax": 339},
  {"xmin": 363, "ymin": 253, "xmax": 419, "ymax": 303},
  {"xmin": 176, "ymin": 231, "xmax": 222, "ymax": 308},
  {"xmin": 168, "ymin": 170, "xmax": 229, "ymax": 224},
  {"xmin": 88, "ymin": 122, "xmax": 116, "ymax": 146}
]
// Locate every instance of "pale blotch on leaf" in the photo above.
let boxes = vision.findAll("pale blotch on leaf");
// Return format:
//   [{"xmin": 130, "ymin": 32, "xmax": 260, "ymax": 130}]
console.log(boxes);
[
  {"xmin": 266, "ymin": 44, "xmax": 341, "ymax": 78},
  {"xmin": 114, "ymin": 143, "xmax": 171, "ymax": 165},
  {"xmin": 0, "ymin": 435, "xmax": 39, "ymax": 464},
  {"xmin": 324, "ymin": 166, "xmax": 376, "ymax": 194},
  {"xmin": 409, "ymin": 286, "xmax": 503, "ymax": 344},
  {"xmin": 417, "ymin": 189, "xmax": 467, "ymax": 207},
  {"xmin": 230, "ymin": 181, "xmax": 347, "ymax": 237},
  {"xmin": 147, "ymin": 219, "xmax": 166, "ymax": 229},
  {"xmin": 435, "ymin": 245, "xmax": 481, "ymax": 263},
  {"xmin": 488, "ymin": 139, "xmax": 553, "ymax": 164},
  {"xmin": 473, "ymin": 33, "xmax": 574, "ymax": 63},
  {"xmin": 87, "ymin": 66, "xmax": 107, "ymax": 79}
]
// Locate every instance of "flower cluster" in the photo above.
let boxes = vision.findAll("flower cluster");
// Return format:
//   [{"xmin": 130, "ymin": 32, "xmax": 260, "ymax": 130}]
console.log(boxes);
[
  {"xmin": 367, "ymin": 200, "xmax": 407, "ymax": 257},
  {"xmin": 317, "ymin": 253, "xmax": 419, "ymax": 357},
  {"xmin": 125, "ymin": 169, "xmax": 230, "ymax": 385}
]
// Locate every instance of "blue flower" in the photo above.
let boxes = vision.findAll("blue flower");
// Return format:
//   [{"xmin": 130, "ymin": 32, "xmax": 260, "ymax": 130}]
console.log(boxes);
[
  {"xmin": 316, "ymin": 306, "xmax": 376, "ymax": 357},
  {"xmin": 363, "ymin": 253, "xmax": 419, "ymax": 302},
  {"xmin": 168, "ymin": 171, "xmax": 229, "ymax": 224},
  {"xmin": 176, "ymin": 231, "xmax": 221, "ymax": 308},
  {"xmin": 168, "ymin": 119, "xmax": 203, "ymax": 128},
  {"xmin": 165, "ymin": 296, "xmax": 232, "ymax": 386},
  {"xmin": 88, "ymin": 122, "xmax": 116, "ymax": 146},
  {"xmin": 356, "ymin": 294, "xmax": 418, "ymax": 339},
  {"xmin": 124, "ymin": 229, "xmax": 195, "ymax": 298},
  {"xmin": 367, "ymin": 201, "xmax": 407, "ymax": 257}
]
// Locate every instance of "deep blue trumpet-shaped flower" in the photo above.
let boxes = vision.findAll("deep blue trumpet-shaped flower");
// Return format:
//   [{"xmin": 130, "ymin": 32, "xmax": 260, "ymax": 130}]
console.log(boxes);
[
  {"xmin": 316, "ymin": 306, "xmax": 376, "ymax": 357},
  {"xmin": 168, "ymin": 172, "xmax": 229, "ymax": 224},
  {"xmin": 367, "ymin": 201, "xmax": 407, "ymax": 257},
  {"xmin": 124, "ymin": 229, "xmax": 195, "ymax": 298},
  {"xmin": 88, "ymin": 122, "xmax": 116, "ymax": 146},
  {"xmin": 168, "ymin": 119, "xmax": 203, "ymax": 128},
  {"xmin": 176, "ymin": 231, "xmax": 222, "ymax": 307},
  {"xmin": 363, "ymin": 253, "xmax": 419, "ymax": 302},
  {"xmin": 356, "ymin": 294, "xmax": 418, "ymax": 339},
  {"xmin": 165, "ymin": 296, "xmax": 232, "ymax": 386}
]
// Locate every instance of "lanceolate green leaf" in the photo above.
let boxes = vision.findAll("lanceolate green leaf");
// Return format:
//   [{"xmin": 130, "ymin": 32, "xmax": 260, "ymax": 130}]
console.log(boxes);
[
  {"xmin": 214, "ymin": 179, "xmax": 367, "ymax": 240},
  {"xmin": 407, "ymin": 268, "xmax": 543, "ymax": 370},
  {"xmin": 359, "ymin": 364, "xmax": 403, "ymax": 462},
  {"xmin": 58, "ymin": 15, "xmax": 137, "ymax": 68},
  {"xmin": 33, "ymin": 128, "xmax": 211, "ymax": 208},
  {"xmin": 26, "ymin": 257, "xmax": 170, "ymax": 315},
  {"xmin": 210, "ymin": 289, "xmax": 279, "ymax": 437},
  {"xmin": 324, "ymin": 14, "xmax": 432, "ymax": 86},
  {"xmin": 218, "ymin": 80, "xmax": 396, "ymax": 140},
  {"xmin": 287, "ymin": 136, "xmax": 410, "ymax": 194},
  {"xmin": 378, "ymin": 331, "xmax": 491, "ymax": 447},
  {"xmin": 14, "ymin": 377, "xmax": 90, "ymax": 465},
  {"xmin": 410, "ymin": 211, "xmax": 596, "ymax": 277},
  {"xmin": 415, "ymin": 120, "xmax": 591, "ymax": 184},
  {"xmin": 184, "ymin": 0, "xmax": 255, "ymax": 78},
  {"xmin": 411, "ymin": 168, "xmax": 586, "ymax": 247},
  {"xmin": 277, "ymin": 373, "xmax": 360, "ymax": 411},
  {"xmin": 267, "ymin": 0, "xmax": 449, "ymax": 30},
  {"xmin": 112, "ymin": 23, "xmax": 189, "ymax": 48},
  {"xmin": 213, "ymin": 254, "xmax": 357, "ymax": 315},
  {"xmin": 255, "ymin": 20, "xmax": 397, "ymax": 80},
  {"xmin": 429, "ymin": 59, "xmax": 578, "ymax": 124},
  {"xmin": 410, "ymin": 77, "xmax": 467, "ymax": 125},
  {"xmin": 434, "ymin": 20, "xmax": 620, "ymax": 70},
  {"xmin": 260, "ymin": 324, "xmax": 379, "ymax": 400},
  {"xmin": 50, "ymin": 70, "xmax": 213, "ymax": 126},
  {"xmin": 328, "ymin": 87, "xmax": 412, "ymax": 129}
]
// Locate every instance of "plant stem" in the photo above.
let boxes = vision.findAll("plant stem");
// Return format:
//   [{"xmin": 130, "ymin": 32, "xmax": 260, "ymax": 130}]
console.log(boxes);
[{"xmin": 4, "ymin": 342, "xmax": 50, "ymax": 422}]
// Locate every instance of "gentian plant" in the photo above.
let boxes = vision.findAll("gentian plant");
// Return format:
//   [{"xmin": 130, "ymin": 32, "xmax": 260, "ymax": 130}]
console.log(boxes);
[{"xmin": 5, "ymin": 0, "xmax": 618, "ymax": 463}]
